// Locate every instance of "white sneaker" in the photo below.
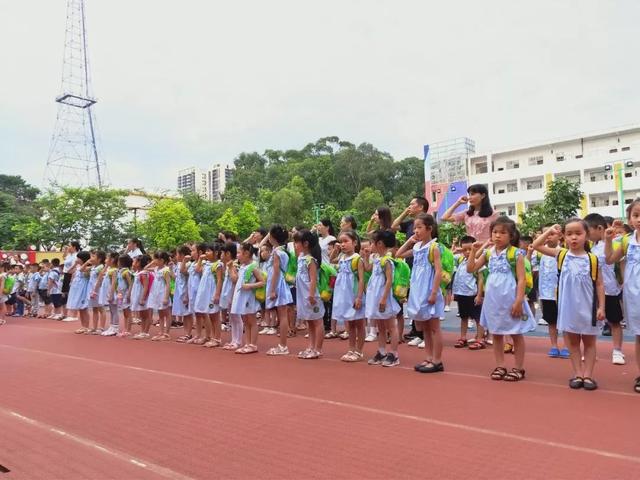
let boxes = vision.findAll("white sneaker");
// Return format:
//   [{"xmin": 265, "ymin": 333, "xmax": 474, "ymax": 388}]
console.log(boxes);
[
  {"xmin": 418, "ymin": 340, "xmax": 425, "ymax": 349},
  {"xmin": 221, "ymin": 323, "xmax": 230, "ymax": 331},
  {"xmin": 538, "ymin": 318, "xmax": 549, "ymax": 325},
  {"xmin": 266, "ymin": 344, "xmax": 290, "ymax": 356},
  {"xmin": 101, "ymin": 325, "xmax": 118, "ymax": 336},
  {"xmin": 407, "ymin": 337, "xmax": 422, "ymax": 346},
  {"xmin": 444, "ymin": 306, "xmax": 451, "ymax": 312},
  {"xmin": 61, "ymin": 316, "xmax": 78, "ymax": 322},
  {"xmin": 467, "ymin": 320, "xmax": 475, "ymax": 330},
  {"xmin": 364, "ymin": 333, "xmax": 377, "ymax": 342},
  {"xmin": 612, "ymin": 350, "xmax": 626, "ymax": 365},
  {"xmin": 258, "ymin": 327, "xmax": 270, "ymax": 335},
  {"xmin": 132, "ymin": 332, "xmax": 150, "ymax": 340},
  {"xmin": 267, "ymin": 328, "xmax": 278, "ymax": 335}
]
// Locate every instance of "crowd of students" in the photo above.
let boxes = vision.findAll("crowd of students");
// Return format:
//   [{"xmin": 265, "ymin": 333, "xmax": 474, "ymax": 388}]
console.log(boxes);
[{"xmin": 2, "ymin": 190, "xmax": 639, "ymax": 394}]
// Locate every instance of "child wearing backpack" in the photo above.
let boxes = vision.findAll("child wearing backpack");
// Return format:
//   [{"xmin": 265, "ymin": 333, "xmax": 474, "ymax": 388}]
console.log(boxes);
[
  {"xmin": 396, "ymin": 213, "xmax": 445, "ymax": 373},
  {"xmin": 293, "ymin": 229, "xmax": 326, "ymax": 359},
  {"xmin": 467, "ymin": 217, "xmax": 536, "ymax": 382},
  {"xmin": 86, "ymin": 251, "xmax": 106, "ymax": 334},
  {"xmin": 365, "ymin": 230, "xmax": 401, "ymax": 367},
  {"xmin": 130, "ymin": 254, "xmax": 153, "ymax": 339},
  {"xmin": 0, "ymin": 262, "xmax": 10, "ymax": 325},
  {"xmin": 230, "ymin": 243, "xmax": 266, "ymax": 354},
  {"xmin": 536, "ymin": 225, "xmax": 570, "ymax": 359},
  {"xmin": 220, "ymin": 242, "xmax": 243, "ymax": 350},
  {"xmin": 172, "ymin": 246, "xmax": 192, "ymax": 342},
  {"xmin": 585, "ymin": 213, "xmax": 625, "ymax": 365},
  {"xmin": 97, "ymin": 253, "xmax": 119, "ymax": 336},
  {"xmin": 146, "ymin": 251, "xmax": 173, "ymax": 341},
  {"xmin": 451, "ymin": 235, "xmax": 485, "ymax": 350},
  {"xmin": 185, "ymin": 243, "xmax": 205, "ymax": 343},
  {"xmin": 605, "ymin": 199, "xmax": 640, "ymax": 394},
  {"xmin": 332, "ymin": 230, "xmax": 367, "ymax": 362},
  {"xmin": 193, "ymin": 243, "xmax": 224, "ymax": 346},
  {"xmin": 114, "ymin": 255, "xmax": 133, "ymax": 337},
  {"xmin": 533, "ymin": 220, "xmax": 605, "ymax": 390},
  {"xmin": 264, "ymin": 225, "xmax": 295, "ymax": 356}
]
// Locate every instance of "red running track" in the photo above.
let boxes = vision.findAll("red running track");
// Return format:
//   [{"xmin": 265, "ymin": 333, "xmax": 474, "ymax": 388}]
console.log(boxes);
[{"xmin": 1, "ymin": 318, "xmax": 639, "ymax": 479}]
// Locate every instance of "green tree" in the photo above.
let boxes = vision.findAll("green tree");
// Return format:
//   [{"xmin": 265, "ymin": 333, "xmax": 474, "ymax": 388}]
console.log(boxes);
[
  {"xmin": 140, "ymin": 199, "xmax": 202, "ymax": 250},
  {"xmin": 216, "ymin": 208, "xmax": 240, "ymax": 235},
  {"xmin": 182, "ymin": 193, "xmax": 226, "ymax": 241},
  {"xmin": 351, "ymin": 187, "xmax": 385, "ymax": 225},
  {"xmin": 236, "ymin": 201, "xmax": 261, "ymax": 238},
  {"xmin": 0, "ymin": 175, "xmax": 41, "ymax": 249},
  {"xmin": 519, "ymin": 178, "xmax": 583, "ymax": 235},
  {"xmin": 269, "ymin": 187, "xmax": 306, "ymax": 228},
  {"xmin": 438, "ymin": 222, "xmax": 467, "ymax": 248}
]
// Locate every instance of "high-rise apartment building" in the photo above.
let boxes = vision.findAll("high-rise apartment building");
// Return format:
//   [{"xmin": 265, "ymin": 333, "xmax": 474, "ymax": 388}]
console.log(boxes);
[
  {"xmin": 206, "ymin": 164, "xmax": 233, "ymax": 201},
  {"xmin": 177, "ymin": 167, "xmax": 208, "ymax": 198}
]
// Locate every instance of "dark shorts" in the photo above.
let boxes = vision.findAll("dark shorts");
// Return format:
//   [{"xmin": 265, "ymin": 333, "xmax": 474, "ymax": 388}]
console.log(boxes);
[
  {"xmin": 541, "ymin": 299, "xmax": 558, "ymax": 325},
  {"xmin": 38, "ymin": 289, "xmax": 51, "ymax": 305},
  {"xmin": 62, "ymin": 272, "xmax": 72, "ymax": 294},
  {"xmin": 50, "ymin": 293, "xmax": 64, "ymax": 308},
  {"xmin": 290, "ymin": 286, "xmax": 296, "ymax": 305},
  {"xmin": 605, "ymin": 294, "xmax": 623, "ymax": 324},
  {"xmin": 454, "ymin": 294, "xmax": 481, "ymax": 320},
  {"xmin": 6, "ymin": 293, "xmax": 17, "ymax": 306}
]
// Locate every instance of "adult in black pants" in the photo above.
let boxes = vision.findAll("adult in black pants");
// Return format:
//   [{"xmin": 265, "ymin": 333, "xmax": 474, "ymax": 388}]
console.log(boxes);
[{"xmin": 61, "ymin": 241, "xmax": 80, "ymax": 315}]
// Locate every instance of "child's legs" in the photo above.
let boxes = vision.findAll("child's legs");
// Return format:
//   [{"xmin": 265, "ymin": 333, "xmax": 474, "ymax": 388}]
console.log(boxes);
[
  {"xmin": 549, "ymin": 324, "xmax": 559, "ymax": 348},
  {"xmin": 428, "ymin": 319, "xmax": 443, "ymax": 363},
  {"xmin": 397, "ymin": 312, "xmax": 404, "ymax": 340},
  {"xmin": 210, "ymin": 311, "xmax": 221, "ymax": 340},
  {"xmin": 354, "ymin": 319, "xmax": 366, "ymax": 352},
  {"xmin": 330, "ymin": 318, "xmax": 337, "ymax": 334},
  {"xmin": 384, "ymin": 317, "xmax": 399, "ymax": 352},
  {"xmin": 164, "ymin": 308, "xmax": 173, "ymax": 333},
  {"xmin": 346, "ymin": 321, "xmax": 356, "ymax": 351},
  {"xmin": 460, "ymin": 317, "xmax": 469, "ymax": 338},
  {"xmin": 229, "ymin": 313, "xmax": 243, "ymax": 344},
  {"xmin": 79, "ymin": 308, "xmax": 89, "ymax": 328},
  {"xmin": 244, "ymin": 313, "xmax": 257, "ymax": 346},
  {"xmin": 98, "ymin": 307, "xmax": 106, "ymax": 329},
  {"xmin": 636, "ymin": 336, "xmax": 640, "ymax": 373},
  {"xmin": 276, "ymin": 305, "xmax": 289, "ymax": 346},
  {"xmin": 141, "ymin": 309, "xmax": 151, "ymax": 333},
  {"xmin": 492, "ymin": 334, "xmax": 505, "ymax": 367},
  {"xmin": 306, "ymin": 319, "xmax": 316, "ymax": 349},
  {"xmin": 416, "ymin": 320, "xmax": 430, "ymax": 359},
  {"xmin": 122, "ymin": 308, "xmax": 131, "ymax": 332},
  {"xmin": 183, "ymin": 313, "xmax": 193, "ymax": 336},
  {"xmin": 475, "ymin": 321, "xmax": 485, "ymax": 341},
  {"xmin": 375, "ymin": 319, "xmax": 386, "ymax": 350},
  {"xmin": 511, "ymin": 334, "xmax": 526, "ymax": 370},
  {"xmin": 315, "ymin": 319, "xmax": 324, "ymax": 351},
  {"xmin": 194, "ymin": 313, "xmax": 204, "ymax": 337},
  {"xmin": 610, "ymin": 323, "xmax": 623, "ymax": 351},
  {"xmin": 563, "ymin": 332, "xmax": 583, "ymax": 377},
  {"xmin": 582, "ymin": 335, "xmax": 597, "ymax": 378},
  {"xmin": 109, "ymin": 304, "xmax": 118, "ymax": 326},
  {"xmin": 203, "ymin": 314, "xmax": 212, "ymax": 338}
]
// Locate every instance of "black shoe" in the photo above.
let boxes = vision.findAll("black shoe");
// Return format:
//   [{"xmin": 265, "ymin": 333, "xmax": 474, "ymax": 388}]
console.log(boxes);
[
  {"xmin": 569, "ymin": 377, "xmax": 584, "ymax": 389},
  {"xmin": 381, "ymin": 353, "xmax": 399, "ymax": 367},
  {"xmin": 367, "ymin": 351, "xmax": 386, "ymax": 365},
  {"xmin": 583, "ymin": 377, "xmax": 598, "ymax": 391},
  {"xmin": 403, "ymin": 331, "xmax": 420, "ymax": 341},
  {"xmin": 602, "ymin": 323, "xmax": 611, "ymax": 336},
  {"xmin": 417, "ymin": 361, "xmax": 444, "ymax": 373}
]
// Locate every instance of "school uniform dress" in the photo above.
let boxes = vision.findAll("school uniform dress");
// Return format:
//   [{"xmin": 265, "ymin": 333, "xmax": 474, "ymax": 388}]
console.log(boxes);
[
  {"xmin": 116, "ymin": 268, "xmax": 131, "ymax": 309},
  {"xmin": 452, "ymin": 256, "xmax": 481, "ymax": 320},
  {"xmin": 365, "ymin": 255, "xmax": 401, "ymax": 320},
  {"xmin": 557, "ymin": 252, "xmax": 602, "ymax": 335},
  {"xmin": 295, "ymin": 256, "xmax": 325, "ymax": 321},
  {"xmin": 332, "ymin": 253, "xmax": 366, "ymax": 322},
  {"xmin": 479, "ymin": 248, "xmax": 536, "ymax": 335},
  {"xmin": 407, "ymin": 240, "xmax": 444, "ymax": 321},
  {"xmin": 171, "ymin": 264, "xmax": 190, "ymax": 316},
  {"xmin": 538, "ymin": 254, "xmax": 559, "ymax": 324},
  {"xmin": 98, "ymin": 268, "xmax": 117, "ymax": 306},
  {"xmin": 187, "ymin": 262, "xmax": 201, "ymax": 314},
  {"xmin": 67, "ymin": 269, "xmax": 89, "ymax": 310},
  {"xmin": 230, "ymin": 264, "xmax": 260, "ymax": 315},
  {"xmin": 87, "ymin": 265, "xmax": 104, "ymax": 308},
  {"xmin": 194, "ymin": 261, "xmax": 221, "ymax": 314},
  {"xmin": 129, "ymin": 271, "xmax": 150, "ymax": 312},
  {"xmin": 219, "ymin": 266, "xmax": 234, "ymax": 310},
  {"xmin": 147, "ymin": 267, "xmax": 172, "ymax": 310},
  {"xmin": 623, "ymin": 233, "xmax": 640, "ymax": 335},
  {"xmin": 591, "ymin": 242, "xmax": 623, "ymax": 325},
  {"xmin": 265, "ymin": 248, "xmax": 293, "ymax": 310}
]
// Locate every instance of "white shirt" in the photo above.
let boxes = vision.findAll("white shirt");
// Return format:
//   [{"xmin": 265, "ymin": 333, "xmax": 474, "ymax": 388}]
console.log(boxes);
[
  {"xmin": 128, "ymin": 248, "xmax": 142, "ymax": 259},
  {"xmin": 63, "ymin": 252, "xmax": 77, "ymax": 273},
  {"xmin": 319, "ymin": 235, "xmax": 336, "ymax": 264}
]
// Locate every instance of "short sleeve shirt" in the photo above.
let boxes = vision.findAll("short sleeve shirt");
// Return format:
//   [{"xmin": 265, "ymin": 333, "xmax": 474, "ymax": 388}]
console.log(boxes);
[{"xmin": 452, "ymin": 210, "xmax": 499, "ymax": 242}]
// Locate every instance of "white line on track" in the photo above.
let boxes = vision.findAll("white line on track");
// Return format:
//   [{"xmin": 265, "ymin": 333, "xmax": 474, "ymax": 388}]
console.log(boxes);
[
  {"xmin": 2, "ymin": 343, "xmax": 640, "ymax": 466},
  {"xmin": 0, "ymin": 408, "xmax": 194, "ymax": 480}
]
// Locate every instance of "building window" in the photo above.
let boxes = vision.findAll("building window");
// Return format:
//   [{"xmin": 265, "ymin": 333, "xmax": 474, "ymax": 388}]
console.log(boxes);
[
  {"xmin": 497, "ymin": 189, "xmax": 505, "ymax": 194},
  {"xmin": 526, "ymin": 180, "xmax": 542, "ymax": 190},
  {"xmin": 506, "ymin": 161, "xmax": 519, "ymax": 169},
  {"xmin": 556, "ymin": 155, "xmax": 565, "ymax": 162},
  {"xmin": 475, "ymin": 162, "xmax": 488, "ymax": 174},
  {"xmin": 507, "ymin": 206, "xmax": 515, "ymax": 216},
  {"xmin": 609, "ymin": 148, "xmax": 618, "ymax": 154},
  {"xmin": 613, "ymin": 200, "xmax": 619, "ymax": 206},
  {"xmin": 576, "ymin": 154, "xmax": 583, "ymax": 159},
  {"xmin": 507, "ymin": 183, "xmax": 518, "ymax": 193},
  {"xmin": 622, "ymin": 146, "xmax": 630, "ymax": 151},
  {"xmin": 497, "ymin": 167, "xmax": 504, "ymax": 171},
  {"xmin": 626, "ymin": 198, "xmax": 633, "ymax": 205},
  {"xmin": 528, "ymin": 156, "xmax": 543, "ymax": 166}
]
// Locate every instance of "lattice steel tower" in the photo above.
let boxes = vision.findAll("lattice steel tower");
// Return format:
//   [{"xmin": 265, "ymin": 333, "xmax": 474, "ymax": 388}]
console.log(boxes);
[{"xmin": 45, "ymin": 0, "xmax": 106, "ymax": 188}]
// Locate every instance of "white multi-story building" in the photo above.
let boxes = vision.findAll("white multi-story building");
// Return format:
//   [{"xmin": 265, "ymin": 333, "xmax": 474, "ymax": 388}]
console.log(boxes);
[
  {"xmin": 177, "ymin": 167, "xmax": 207, "ymax": 199},
  {"xmin": 428, "ymin": 137, "xmax": 476, "ymax": 183},
  {"xmin": 206, "ymin": 164, "xmax": 233, "ymax": 202},
  {"xmin": 467, "ymin": 125, "xmax": 640, "ymax": 220}
]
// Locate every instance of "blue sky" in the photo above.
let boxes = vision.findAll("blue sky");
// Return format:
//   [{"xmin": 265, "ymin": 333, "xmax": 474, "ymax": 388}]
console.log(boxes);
[{"xmin": 1, "ymin": 0, "xmax": 639, "ymax": 192}]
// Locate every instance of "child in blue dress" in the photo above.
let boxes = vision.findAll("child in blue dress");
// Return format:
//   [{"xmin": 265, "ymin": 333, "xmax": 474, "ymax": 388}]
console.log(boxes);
[
  {"xmin": 264, "ymin": 225, "xmax": 295, "ymax": 356},
  {"xmin": 467, "ymin": 217, "xmax": 536, "ymax": 382},
  {"xmin": 220, "ymin": 243, "xmax": 243, "ymax": 350},
  {"xmin": 294, "ymin": 229, "xmax": 325, "ymax": 359},
  {"xmin": 98, "ymin": 252, "xmax": 119, "ymax": 336},
  {"xmin": 365, "ymin": 230, "xmax": 401, "ymax": 367},
  {"xmin": 68, "ymin": 251, "xmax": 91, "ymax": 334},
  {"xmin": 534, "ymin": 219, "xmax": 605, "ymax": 390},
  {"xmin": 86, "ymin": 250, "xmax": 106, "ymax": 334},
  {"xmin": 192, "ymin": 244, "xmax": 223, "ymax": 346},
  {"xmin": 396, "ymin": 213, "xmax": 445, "ymax": 372},
  {"xmin": 172, "ymin": 245, "xmax": 192, "ymax": 342},
  {"xmin": 114, "ymin": 255, "xmax": 133, "ymax": 337},
  {"xmin": 230, "ymin": 243, "xmax": 265, "ymax": 354},
  {"xmin": 147, "ymin": 251, "xmax": 172, "ymax": 341},
  {"xmin": 184, "ymin": 243, "xmax": 205, "ymax": 343},
  {"xmin": 605, "ymin": 200, "xmax": 640, "ymax": 393},
  {"xmin": 130, "ymin": 254, "xmax": 152, "ymax": 340},
  {"xmin": 332, "ymin": 230, "xmax": 366, "ymax": 362}
]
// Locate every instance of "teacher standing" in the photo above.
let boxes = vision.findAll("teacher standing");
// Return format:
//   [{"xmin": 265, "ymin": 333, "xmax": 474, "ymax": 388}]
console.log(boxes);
[{"xmin": 441, "ymin": 184, "xmax": 499, "ymax": 242}]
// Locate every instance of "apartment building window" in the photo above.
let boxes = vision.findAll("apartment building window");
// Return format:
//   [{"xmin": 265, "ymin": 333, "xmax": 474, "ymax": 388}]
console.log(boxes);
[
  {"xmin": 497, "ymin": 188, "xmax": 505, "ymax": 194},
  {"xmin": 526, "ymin": 180, "xmax": 542, "ymax": 190},
  {"xmin": 506, "ymin": 160, "xmax": 519, "ymax": 169},
  {"xmin": 609, "ymin": 148, "xmax": 618, "ymax": 154},
  {"xmin": 475, "ymin": 162, "xmax": 488, "ymax": 174},
  {"xmin": 626, "ymin": 198, "xmax": 634, "ymax": 205},
  {"xmin": 621, "ymin": 146, "xmax": 630, "ymax": 151},
  {"xmin": 556, "ymin": 155, "xmax": 565, "ymax": 162},
  {"xmin": 507, "ymin": 183, "xmax": 518, "ymax": 193},
  {"xmin": 528, "ymin": 156, "xmax": 543, "ymax": 166},
  {"xmin": 625, "ymin": 172, "xmax": 633, "ymax": 178},
  {"xmin": 508, "ymin": 206, "xmax": 515, "ymax": 216},
  {"xmin": 576, "ymin": 154, "xmax": 583, "ymax": 159}
]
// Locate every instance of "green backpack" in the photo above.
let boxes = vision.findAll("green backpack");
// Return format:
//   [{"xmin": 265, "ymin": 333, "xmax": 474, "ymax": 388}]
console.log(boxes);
[
  {"xmin": 484, "ymin": 246, "xmax": 533, "ymax": 294},
  {"xmin": 428, "ymin": 241, "xmax": 455, "ymax": 290},
  {"xmin": 244, "ymin": 262, "xmax": 266, "ymax": 303},
  {"xmin": 284, "ymin": 248, "xmax": 298, "ymax": 285},
  {"xmin": 381, "ymin": 255, "xmax": 411, "ymax": 303},
  {"xmin": 3, "ymin": 275, "xmax": 15, "ymax": 295},
  {"xmin": 318, "ymin": 262, "xmax": 337, "ymax": 302}
]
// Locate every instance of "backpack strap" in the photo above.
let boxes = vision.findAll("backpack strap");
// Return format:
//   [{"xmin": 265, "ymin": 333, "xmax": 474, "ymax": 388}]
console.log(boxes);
[
  {"xmin": 621, "ymin": 233, "xmax": 630, "ymax": 255},
  {"xmin": 557, "ymin": 248, "xmax": 569, "ymax": 274},
  {"xmin": 587, "ymin": 252, "xmax": 598, "ymax": 283},
  {"xmin": 587, "ymin": 252, "xmax": 598, "ymax": 326}
]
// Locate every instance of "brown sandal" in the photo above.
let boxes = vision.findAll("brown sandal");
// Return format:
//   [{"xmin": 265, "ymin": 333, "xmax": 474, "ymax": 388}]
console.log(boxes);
[
  {"xmin": 468, "ymin": 340, "xmax": 486, "ymax": 350},
  {"xmin": 491, "ymin": 367, "xmax": 508, "ymax": 380},
  {"xmin": 503, "ymin": 368, "xmax": 525, "ymax": 382},
  {"xmin": 454, "ymin": 338, "xmax": 468, "ymax": 348}
]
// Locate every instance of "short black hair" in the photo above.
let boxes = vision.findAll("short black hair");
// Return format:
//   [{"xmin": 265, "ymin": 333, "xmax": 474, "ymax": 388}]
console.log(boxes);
[
  {"xmin": 520, "ymin": 235, "xmax": 533, "ymax": 243},
  {"xmin": 372, "ymin": 229, "xmax": 396, "ymax": 248},
  {"xmin": 69, "ymin": 241, "xmax": 81, "ymax": 251},
  {"xmin": 584, "ymin": 213, "xmax": 607, "ymax": 229},
  {"xmin": 51, "ymin": 258, "xmax": 61, "ymax": 267},
  {"xmin": 459, "ymin": 235, "xmax": 476, "ymax": 245},
  {"xmin": 413, "ymin": 196, "xmax": 429, "ymax": 212}
]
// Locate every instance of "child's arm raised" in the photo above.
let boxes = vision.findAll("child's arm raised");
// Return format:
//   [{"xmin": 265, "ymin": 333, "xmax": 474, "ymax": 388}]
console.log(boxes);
[
  {"xmin": 511, "ymin": 253, "xmax": 526, "ymax": 319},
  {"xmin": 604, "ymin": 221, "xmax": 625, "ymax": 264},
  {"xmin": 195, "ymin": 254, "xmax": 205, "ymax": 273},
  {"xmin": 467, "ymin": 242, "xmax": 487, "ymax": 273},
  {"xmin": 395, "ymin": 235, "xmax": 418, "ymax": 259},
  {"xmin": 532, "ymin": 225, "xmax": 562, "ymax": 257},
  {"xmin": 180, "ymin": 256, "xmax": 190, "ymax": 275},
  {"xmin": 428, "ymin": 246, "xmax": 442, "ymax": 305}
]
